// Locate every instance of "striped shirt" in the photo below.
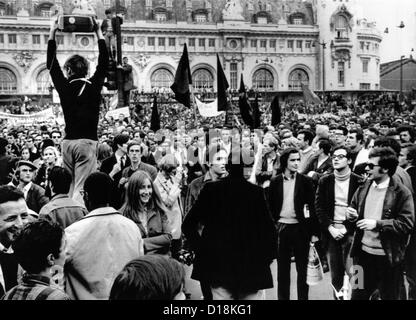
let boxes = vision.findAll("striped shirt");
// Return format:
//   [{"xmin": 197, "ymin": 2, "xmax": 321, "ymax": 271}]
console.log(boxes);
[{"xmin": 1, "ymin": 274, "xmax": 70, "ymax": 300}]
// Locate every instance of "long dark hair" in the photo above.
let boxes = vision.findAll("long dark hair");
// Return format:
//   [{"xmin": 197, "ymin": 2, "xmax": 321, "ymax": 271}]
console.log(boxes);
[{"xmin": 120, "ymin": 170, "xmax": 167, "ymax": 224}]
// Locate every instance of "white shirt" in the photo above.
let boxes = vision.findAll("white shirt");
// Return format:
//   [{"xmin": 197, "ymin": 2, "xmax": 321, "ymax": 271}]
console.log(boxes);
[
  {"xmin": 0, "ymin": 241, "xmax": 13, "ymax": 293},
  {"xmin": 21, "ymin": 182, "xmax": 32, "ymax": 200}
]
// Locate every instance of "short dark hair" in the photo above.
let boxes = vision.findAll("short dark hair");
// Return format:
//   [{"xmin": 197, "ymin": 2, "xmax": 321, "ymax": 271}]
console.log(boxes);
[
  {"xmin": 84, "ymin": 172, "xmax": 113, "ymax": 205},
  {"xmin": 317, "ymin": 139, "xmax": 332, "ymax": 155},
  {"xmin": 12, "ymin": 219, "xmax": 64, "ymax": 274},
  {"xmin": 298, "ymin": 130, "xmax": 314, "ymax": 146},
  {"xmin": 368, "ymin": 127, "xmax": 380, "ymax": 136},
  {"xmin": 0, "ymin": 185, "xmax": 24, "ymax": 206},
  {"xmin": 113, "ymin": 134, "xmax": 130, "ymax": 152},
  {"xmin": 280, "ymin": 147, "xmax": 300, "ymax": 170},
  {"xmin": 49, "ymin": 166, "xmax": 72, "ymax": 195},
  {"xmin": 105, "ymin": 9, "xmax": 112, "ymax": 14},
  {"xmin": 127, "ymin": 141, "xmax": 143, "ymax": 153},
  {"xmin": 369, "ymin": 147, "xmax": 398, "ymax": 177},
  {"xmin": 109, "ymin": 255, "xmax": 185, "ymax": 300},
  {"xmin": 397, "ymin": 125, "xmax": 416, "ymax": 142},
  {"xmin": 374, "ymin": 137, "xmax": 401, "ymax": 156},
  {"xmin": 380, "ymin": 120, "xmax": 391, "ymax": 127},
  {"xmin": 332, "ymin": 145, "xmax": 353, "ymax": 160},
  {"xmin": 348, "ymin": 129, "xmax": 364, "ymax": 143},
  {"xmin": 64, "ymin": 55, "xmax": 89, "ymax": 78},
  {"xmin": 337, "ymin": 126, "xmax": 348, "ymax": 136}
]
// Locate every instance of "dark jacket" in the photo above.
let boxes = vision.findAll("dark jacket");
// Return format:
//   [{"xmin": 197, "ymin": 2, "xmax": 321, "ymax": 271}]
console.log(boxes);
[
  {"xmin": 268, "ymin": 173, "xmax": 319, "ymax": 236},
  {"xmin": 255, "ymin": 154, "xmax": 280, "ymax": 186},
  {"xmin": 315, "ymin": 173, "xmax": 362, "ymax": 248},
  {"xmin": 47, "ymin": 39, "xmax": 108, "ymax": 141},
  {"xmin": 304, "ymin": 154, "xmax": 333, "ymax": 182},
  {"xmin": 26, "ymin": 183, "xmax": 49, "ymax": 214},
  {"xmin": 182, "ymin": 174, "xmax": 277, "ymax": 293},
  {"xmin": 0, "ymin": 154, "xmax": 17, "ymax": 185},
  {"xmin": 349, "ymin": 178, "xmax": 415, "ymax": 266},
  {"xmin": 122, "ymin": 63, "xmax": 134, "ymax": 91}
]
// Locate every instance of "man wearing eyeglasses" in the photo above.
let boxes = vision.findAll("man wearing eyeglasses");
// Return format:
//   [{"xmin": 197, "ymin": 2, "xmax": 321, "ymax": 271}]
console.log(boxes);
[
  {"xmin": 16, "ymin": 161, "xmax": 49, "ymax": 214},
  {"xmin": 346, "ymin": 147, "xmax": 415, "ymax": 300},
  {"xmin": 315, "ymin": 146, "xmax": 362, "ymax": 299}
]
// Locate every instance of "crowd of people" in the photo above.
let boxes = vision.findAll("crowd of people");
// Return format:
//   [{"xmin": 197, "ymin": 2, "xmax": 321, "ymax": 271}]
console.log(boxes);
[{"xmin": 0, "ymin": 18, "xmax": 416, "ymax": 301}]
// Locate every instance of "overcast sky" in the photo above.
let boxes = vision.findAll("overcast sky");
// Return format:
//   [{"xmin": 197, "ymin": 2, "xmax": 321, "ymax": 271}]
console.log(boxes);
[{"xmin": 358, "ymin": 0, "xmax": 416, "ymax": 63}]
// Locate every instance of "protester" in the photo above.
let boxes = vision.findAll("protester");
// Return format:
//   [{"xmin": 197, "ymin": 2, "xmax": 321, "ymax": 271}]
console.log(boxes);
[
  {"xmin": 64, "ymin": 172, "xmax": 144, "ymax": 300},
  {"xmin": 347, "ymin": 147, "xmax": 415, "ymax": 300},
  {"xmin": 2, "ymin": 219, "xmax": 70, "ymax": 300},
  {"xmin": 109, "ymin": 255, "xmax": 185, "ymax": 300},
  {"xmin": 47, "ymin": 18, "xmax": 108, "ymax": 205},
  {"xmin": 120, "ymin": 170, "xmax": 172, "ymax": 255},
  {"xmin": 154, "ymin": 154, "xmax": 184, "ymax": 260},
  {"xmin": 315, "ymin": 146, "xmax": 362, "ymax": 299},
  {"xmin": 39, "ymin": 167, "xmax": 88, "ymax": 229},
  {"xmin": 0, "ymin": 186, "xmax": 30, "ymax": 297},
  {"xmin": 183, "ymin": 148, "xmax": 277, "ymax": 300},
  {"xmin": 268, "ymin": 147, "xmax": 319, "ymax": 300},
  {"xmin": 15, "ymin": 160, "xmax": 49, "ymax": 214}
]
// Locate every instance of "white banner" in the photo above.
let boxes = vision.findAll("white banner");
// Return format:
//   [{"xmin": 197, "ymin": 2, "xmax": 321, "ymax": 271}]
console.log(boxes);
[
  {"xmin": 195, "ymin": 97, "xmax": 225, "ymax": 118},
  {"xmin": 105, "ymin": 106, "xmax": 129, "ymax": 120},
  {"xmin": 0, "ymin": 107, "xmax": 55, "ymax": 124}
]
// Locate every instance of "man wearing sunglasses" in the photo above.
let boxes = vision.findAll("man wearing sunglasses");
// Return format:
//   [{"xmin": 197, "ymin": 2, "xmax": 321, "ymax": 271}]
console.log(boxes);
[
  {"xmin": 315, "ymin": 146, "xmax": 362, "ymax": 299},
  {"xmin": 346, "ymin": 147, "xmax": 415, "ymax": 300}
]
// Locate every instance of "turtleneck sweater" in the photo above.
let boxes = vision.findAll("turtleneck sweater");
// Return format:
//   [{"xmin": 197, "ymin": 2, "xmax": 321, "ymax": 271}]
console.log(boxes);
[{"xmin": 333, "ymin": 169, "xmax": 351, "ymax": 222}]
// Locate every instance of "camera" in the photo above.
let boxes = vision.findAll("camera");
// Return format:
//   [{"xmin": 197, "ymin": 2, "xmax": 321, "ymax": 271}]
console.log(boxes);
[{"xmin": 57, "ymin": 15, "xmax": 96, "ymax": 33}]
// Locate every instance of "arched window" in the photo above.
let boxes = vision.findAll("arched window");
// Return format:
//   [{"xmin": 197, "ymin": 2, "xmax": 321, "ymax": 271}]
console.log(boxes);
[
  {"xmin": 252, "ymin": 68, "xmax": 274, "ymax": 90},
  {"xmin": 192, "ymin": 69, "xmax": 213, "ymax": 91},
  {"xmin": 288, "ymin": 69, "xmax": 309, "ymax": 91},
  {"xmin": 335, "ymin": 15, "xmax": 349, "ymax": 39},
  {"xmin": 37, "ymin": 2, "xmax": 54, "ymax": 17},
  {"xmin": 0, "ymin": 67, "xmax": 17, "ymax": 93},
  {"xmin": 36, "ymin": 69, "xmax": 52, "ymax": 94},
  {"xmin": 151, "ymin": 68, "xmax": 174, "ymax": 90}
]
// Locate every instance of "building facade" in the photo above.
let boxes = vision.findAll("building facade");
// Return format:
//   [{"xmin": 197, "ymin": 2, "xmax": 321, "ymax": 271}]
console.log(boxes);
[{"xmin": 0, "ymin": 0, "xmax": 382, "ymax": 98}]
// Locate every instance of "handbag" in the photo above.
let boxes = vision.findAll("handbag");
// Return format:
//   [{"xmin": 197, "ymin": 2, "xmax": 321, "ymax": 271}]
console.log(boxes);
[{"xmin": 306, "ymin": 242, "xmax": 324, "ymax": 286}]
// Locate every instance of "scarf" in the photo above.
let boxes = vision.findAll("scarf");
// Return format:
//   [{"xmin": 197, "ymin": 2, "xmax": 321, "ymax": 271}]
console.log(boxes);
[{"xmin": 334, "ymin": 168, "xmax": 351, "ymax": 182}]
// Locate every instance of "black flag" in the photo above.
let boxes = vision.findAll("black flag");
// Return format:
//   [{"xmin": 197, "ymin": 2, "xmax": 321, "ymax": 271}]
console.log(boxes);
[
  {"xmin": 270, "ymin": 95, "xmax": 281, "ymax": 126},
  {"xmin": 238, "ymin": 75, "xmax": 254, "ymax": 127},
  {"xmin": 252, "ymin": 94, "xmax": 261, "ymax": 129},
  {"xmin": 150, "ymin": 95, "xmax": 160, "ymax": 132},
  {"xmin": 170, "ymin": 43, "xmax": 192, "ymax": 108},
  {"xmin": 217, "ymin": 54, "xmax": 229, "ymax": 112}
]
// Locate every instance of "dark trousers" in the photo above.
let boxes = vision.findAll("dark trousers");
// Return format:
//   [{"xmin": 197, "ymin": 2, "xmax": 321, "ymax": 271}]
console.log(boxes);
[
  {"xmin": 200, "ymin": 281, "xmax": 213, "ymax": 300},
  {"xmin": 351, "ymin": 250, "xmax": 403, "ymax": 300},
  {"xmin": 405, "ymin": 231, "xmax": 416, "ymax": 299},
  {"xmin": 327, "ymin": 234, "xmax": 353, "ymax": 294},
  {"xmin": 123, "ymin": 90, "xmax": 131, "ymax": 106},
  {"xmin": 277, "ymin": 222, "xmax": 310, "ymax": 300}
]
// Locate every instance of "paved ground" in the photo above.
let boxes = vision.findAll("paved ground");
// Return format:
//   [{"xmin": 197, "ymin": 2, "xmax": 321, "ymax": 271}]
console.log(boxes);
[{"xmin": 184, "ymin": 259, "xmax": 333, "ymax": 300}]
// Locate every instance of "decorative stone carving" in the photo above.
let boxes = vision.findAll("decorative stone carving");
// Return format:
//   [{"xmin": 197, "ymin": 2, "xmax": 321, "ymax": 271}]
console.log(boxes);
[
  {"xmin": 222, "ymin": 0, "xmax": 244, "ymax": 21},
  {"xmin": 13, "ymin": 51, "xmax": 37, "ymax": 73},
  {"xmin": 71, "ymin": 0, "xmax": 95, "ymax": 15},
  {"xmin": 131, "ymin": 54, "xmax": 151, "ymax": 71},
  {"xmin": 331, "ymin": 49, "xmax": 351, "ymax": 68},
  {"xmin": 22, "ymin": 34, "xmax": 29, "ymax": 45}
]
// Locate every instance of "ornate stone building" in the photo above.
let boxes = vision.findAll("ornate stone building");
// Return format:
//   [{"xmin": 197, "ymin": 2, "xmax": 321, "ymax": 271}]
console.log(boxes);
[{"xmin": 0, "ymin": 0, "xmax": 382, "ymax": 98}]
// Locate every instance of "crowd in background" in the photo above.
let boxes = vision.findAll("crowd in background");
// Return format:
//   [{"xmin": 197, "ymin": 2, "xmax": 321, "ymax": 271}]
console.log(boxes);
[{"xmin": 0, "ymin": 90, "xmax": 416, "ymax": 300}]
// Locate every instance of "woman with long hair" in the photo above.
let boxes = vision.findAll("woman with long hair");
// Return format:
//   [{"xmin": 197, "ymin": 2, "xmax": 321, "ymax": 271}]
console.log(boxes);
[
  {"xmin": 120, "ymin": 170, "xmax": 172, "ymax": 255},
  {"xmin": 34, "ymin": 146, "xmax": 61, "ymax": 197}
]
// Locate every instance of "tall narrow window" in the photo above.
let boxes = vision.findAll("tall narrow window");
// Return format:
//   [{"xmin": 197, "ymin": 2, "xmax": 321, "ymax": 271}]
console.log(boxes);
[
  {"xmin": 230, "ymin": 63, "xmax": 238, "ymax": 90},
  {"xmin": 338, "ymin": 62, "xmax": 345, "ymax": 87},
  {"xmin": 362, "ymin": 58, "xmax": 369, "ymax": 73},
  {"xmin": 8, "ymin": 34, "xmax": 16, "ymax": 44},
  {"xmin": 287, "ymin": 40, "xmax": 294, "ymax": 52},
  {"xmin": 0, "ymin": 34, "xmax": 4, "ymax": 44},
  {"xmin": 148, "ymin": 37, "xmax": 155, "ymax": 46}
]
